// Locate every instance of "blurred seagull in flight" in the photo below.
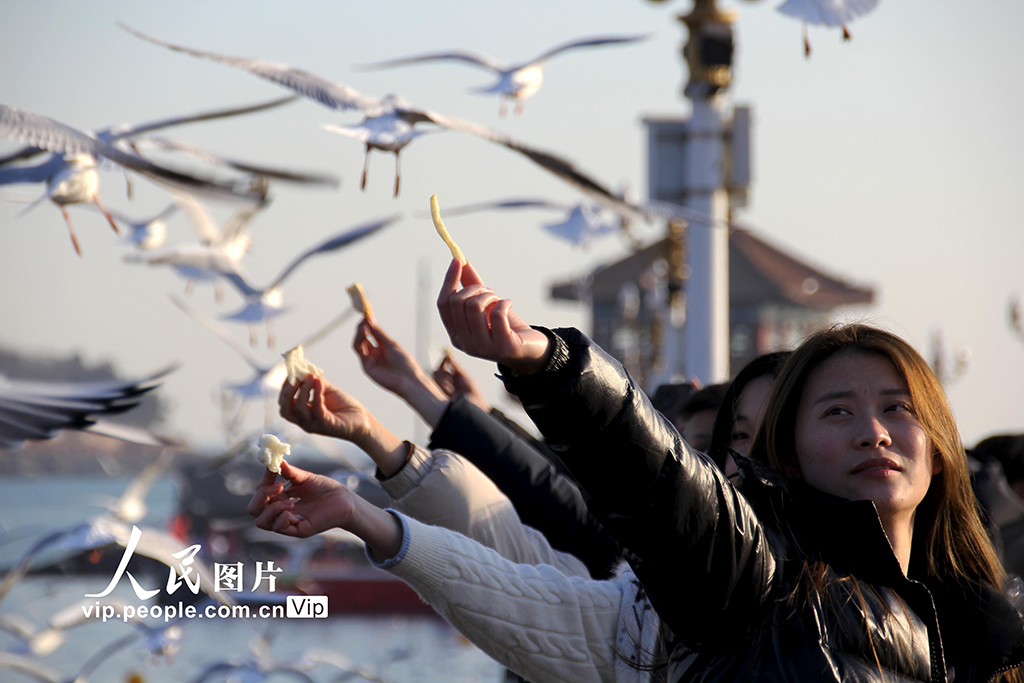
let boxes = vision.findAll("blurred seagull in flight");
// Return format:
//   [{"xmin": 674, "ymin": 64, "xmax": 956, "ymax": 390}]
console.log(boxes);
[
  {"xmin": 118, "ymin": 23, "xmax": 648, "ymax": 223},
  {"xmin": 776, "ymin": 0, "xmax": 881, "ymax": 57},
  {"xmin": 100, "ymin": 202, "xmax": 178, "ymax": 250},
  {"xmin": 218, "ymin": 214, "xmax": 400, "ymax": 346},
  {"xmin": 0, "ymin": 368, "xmax": 173, "ymax": 450},
  {"xmin": 171, "ymin": 296, "xmax": 355, "ymax": 434},
  {"xmin": 125, "ymin": 192, "xmax": 266, "ymax": 302},
  {"xmin": 355, "ymin": 32, "xmax": 652, "ymax": 116},
  {"xmin": 434, "ymin": 197, "xmax": 622, "ymax": 248},
  {"xmin": 0, "ymin": 104, "xmax": 269, "ymax": 255}
]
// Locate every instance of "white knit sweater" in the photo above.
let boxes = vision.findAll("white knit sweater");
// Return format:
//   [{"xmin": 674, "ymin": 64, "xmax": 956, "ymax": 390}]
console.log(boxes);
[{"xmin": 371, "ymin": 447, "xmax": 662, "ymax": 683}]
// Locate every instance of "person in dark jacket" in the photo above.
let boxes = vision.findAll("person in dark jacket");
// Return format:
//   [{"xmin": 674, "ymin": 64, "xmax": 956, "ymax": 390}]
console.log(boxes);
[
  {"xmin": 437, "ymin": 258, "xmax": 1024, "ymax": 683},
  {"xmin": 351, "ymin": 316, "xmax": 626, "ymax": 579}
]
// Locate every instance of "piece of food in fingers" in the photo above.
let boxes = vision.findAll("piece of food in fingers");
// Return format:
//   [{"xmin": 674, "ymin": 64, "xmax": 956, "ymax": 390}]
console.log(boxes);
[
  {"xmin": 430, "ymin": 194, "xmax": 466, "ymax": 264},
  {"xmin": 282, "ymin": 345, "xmax": 323, "ymax": 384},
  {"xmin": 256, "ymin": 433, "xmax": 290, "ymax": 475},
  {"xmin": 346, "ymin": 282, "xmax": 373, "ymax": 319}
]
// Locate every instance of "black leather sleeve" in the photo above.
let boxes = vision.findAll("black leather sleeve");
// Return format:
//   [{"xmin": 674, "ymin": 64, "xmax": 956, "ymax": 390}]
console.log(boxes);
[
  {"xmin": 428, "ymin": 393, "xmax": 626, "ymax": 579},
  {"xmin": 501, "ymin": 327, "xmax": 776, "ymax": 645}
]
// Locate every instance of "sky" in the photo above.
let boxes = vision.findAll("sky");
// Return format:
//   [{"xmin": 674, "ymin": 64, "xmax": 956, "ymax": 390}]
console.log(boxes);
[{"xmin": 1, "ymin": 0, "xmax": 1022, "ymax": 453}]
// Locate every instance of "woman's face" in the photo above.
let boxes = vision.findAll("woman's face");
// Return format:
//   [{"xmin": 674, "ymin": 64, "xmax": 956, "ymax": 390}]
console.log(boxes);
[
  {"xmin": 730, "ymin": 374, "xmax": 774, "ymax": 457},
  {"xmin": 793, "ymin": 350, "xmax": 939, "ymax": 525}
]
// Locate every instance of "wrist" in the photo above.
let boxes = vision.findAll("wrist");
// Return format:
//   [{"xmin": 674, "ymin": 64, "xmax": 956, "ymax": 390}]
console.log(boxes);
[
  {"xmin": 401, "ymin": 372, "xmax": 449, "ymax": 428},
  {"xmin": 356, "ymin": 415, "xmax": 408, "ymax": 477}
]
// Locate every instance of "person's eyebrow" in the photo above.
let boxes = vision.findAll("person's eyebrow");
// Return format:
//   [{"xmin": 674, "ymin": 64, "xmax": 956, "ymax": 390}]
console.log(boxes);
[
  {"xmin": 812, "ymin": 390, "xmax": 854, "ymax": 406},
  {"xmin": 812, "ymin": 387, "xmax": 909, "ymax": 406}
]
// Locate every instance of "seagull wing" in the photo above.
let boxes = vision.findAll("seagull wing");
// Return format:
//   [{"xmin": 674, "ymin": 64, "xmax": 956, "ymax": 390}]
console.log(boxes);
[
  {"xmin": 74, "ymin": 631, "xmax": 142, "ymax": 682},
  {"xmin": 425, "ymin": 110, "xmax": 645, "ymax": 223},
  {"xmin": 0, "ymin": 104, "xmax": 266, "ymax": 203},
  {"xmin": 524, "ymin": 32, "xmax": 653, "ymax": 67},
  {"xmin": 98, "ymin": 95, "xmax": 300, "ymax": 140},
  {"xmin": 265, "ymin": 214, "xmax": 400, "ymax": 292},
  {"xmin": 0, "ymin": 370, "xmax": 170, "ymax": 449},
  {"xmin": 115, "ymin": 448, "xmax": 177, "ymax": 523},
  {"xmin": 129, "ymin": 136, "xmax": 340, "ymax": 187},
  {"xmin": 120, "ymin": 24, "xmax": 380, "ymax": 113},
  {"xmin": 48, "ymin": 596, "xmax": 136, "ymax": 630},
  {"xmin": 0, "ymin": 156, "xmax": 65, "ymax": 185},
  {"xmin": 104, "ymin": 520, "xmax": 232, "ymax": 605},
  {"xmin": 354, "ymin": 49, "xmax": 508, "ymax": 74},
  {"xmin": 433, "ymin": 197, "xmax": 566, "ymax": 217},
  {"xmin": 0, "ymin": 526, "xmax": 78, "ymax": 603},
  {"xmin": 776, "ymin": 0, "xmax": 880, "ymax": 27},
  {"xmin": 0, "ymin": 653, "xmax": 62, "ymax": 683},
  {"xmin": 170, "ymin": 191, "xmax": 224, "ymax": 244},
  {"xmin": 298, "ymin": 308, "xmax": 357, "ymax": 350},
  {"xmin": 170, "ymin": 295, "xmax": 266, "ymax": 372}
]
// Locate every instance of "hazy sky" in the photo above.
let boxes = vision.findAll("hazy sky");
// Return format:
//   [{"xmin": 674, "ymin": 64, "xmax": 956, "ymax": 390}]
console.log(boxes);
[{"xmin": 1, "ymin": 0, "xmax": 1022, "ymax": 452}]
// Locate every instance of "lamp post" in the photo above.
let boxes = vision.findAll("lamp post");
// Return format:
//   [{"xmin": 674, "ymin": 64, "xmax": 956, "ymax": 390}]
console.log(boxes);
[{"xmin": 646, "ymin": 0, "xmax": 742, "ymax": 387}]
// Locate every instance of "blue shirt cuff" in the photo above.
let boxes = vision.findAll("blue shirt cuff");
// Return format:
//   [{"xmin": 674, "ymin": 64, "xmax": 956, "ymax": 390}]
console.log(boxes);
[{"xmin": 366, "ymin": 509, "xmax": 411, "ymax": 569}]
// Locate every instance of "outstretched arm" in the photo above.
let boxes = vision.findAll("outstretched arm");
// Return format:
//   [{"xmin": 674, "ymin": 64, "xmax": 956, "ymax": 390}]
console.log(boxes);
[
  {"xmin": 352, "ymin": 318, "xmax": 450, "ymax": 428},
  {"xmin": 436, "ymin": 259, "xmax": 551, "ymax": 374},
  {"xmin": 247, "ymin": 462, "xmax": 402, "ymax": 561},
  {"xmin": 278, "ymin": 375, "xmax": 408, "ymax": 477}
]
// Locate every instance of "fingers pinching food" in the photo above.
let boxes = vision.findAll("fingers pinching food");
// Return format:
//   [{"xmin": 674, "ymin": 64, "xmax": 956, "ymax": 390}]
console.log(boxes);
[{"xmin": 430, "ymin": 194, "xmax": 466, "ymax": 265}]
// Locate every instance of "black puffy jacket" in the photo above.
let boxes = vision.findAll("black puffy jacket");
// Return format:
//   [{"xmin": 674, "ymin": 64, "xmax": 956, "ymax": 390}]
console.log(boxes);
[
  {"xmin": 428, "ymin": 394, "xmax": 626, "ymax": 579},
  {"xmin": 501, "ymin": 327, "xmax": 1024, "ymax": 682}
]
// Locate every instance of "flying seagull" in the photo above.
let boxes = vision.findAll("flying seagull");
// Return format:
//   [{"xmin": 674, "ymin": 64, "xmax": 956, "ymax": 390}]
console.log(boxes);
[
  {"xmin": 0, "ymin": 367, "xmax": 174, "ymax": 449},
  {"xmin": 218, "ymin": 214, "xmax": 400, "ymax": 346},
  {"xmin": 118, "ymin": 23, "xmax": 647, "ymax": 223},
  {"xmin": 355, "ymin": 32, "xmax": 651, "ymax": 116},
  {"xmin": 776, "ymin": 0, "xmax": 881, "ymax": 57},
  {"xmin": 0, "ymin": 104, "xmax": 268, "ymax": 255}
]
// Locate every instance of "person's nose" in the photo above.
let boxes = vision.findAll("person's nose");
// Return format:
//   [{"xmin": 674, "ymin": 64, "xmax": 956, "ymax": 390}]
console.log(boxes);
[{"xmin": 856, "ymin": 414, "xmax": 892, "ymax": 449}]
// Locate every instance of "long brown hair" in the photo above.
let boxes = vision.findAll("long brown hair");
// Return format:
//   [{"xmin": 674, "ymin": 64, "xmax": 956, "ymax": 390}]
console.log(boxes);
[{"xmin": 749, "ymin": 323, "xmax": 1004, "ymax": 590}]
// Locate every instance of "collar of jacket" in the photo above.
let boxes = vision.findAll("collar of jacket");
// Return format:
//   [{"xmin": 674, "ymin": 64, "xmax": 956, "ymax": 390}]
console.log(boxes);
[{"xmin": 738, "ymin": 457, "xmax": 1024, "ymax": 680}]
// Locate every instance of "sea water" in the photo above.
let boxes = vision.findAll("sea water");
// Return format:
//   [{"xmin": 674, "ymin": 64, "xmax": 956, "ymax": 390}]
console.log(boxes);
[{"xmin": 0, "ymin": 475, "xmax": 500, "ymax": 683}]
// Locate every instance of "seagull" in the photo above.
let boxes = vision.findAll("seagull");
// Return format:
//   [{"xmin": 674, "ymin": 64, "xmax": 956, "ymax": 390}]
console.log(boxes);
[
  {"xmin": 776, "ymin": 0, "xmax": 881, "ymax": 57},
  {"xmin": 171, "ymin": 296, "xmax": 356, "ymax": 434},
  {"xmin": 99, "ymin": 202, "xmax": 178, "ymax": 250},
  {"xmin": 218, "ymin": 215, "xmax": 400, "ymax": 346},
  {"xmin": 0, "ymin": 104, "xmax": 268, "ymax": 255},
  {"xmin": 118, "ymin": 23, "xmax": 647, "ymax": 221},
  {"xmin": 0, "ymin": 96, "xmax": 299, "ymax": 168},
  {"xmin": 124, "ymin": 135, "xmax": 340, "ymax": 189},
  {"xmin": 189, "ymin": 632, "xmax": 390, "ymax": 683},
  {"xmin": 96, "ymin": 449, "xmax": 177, "ymax": 524},
  {"xmin": 124, "ymin": 193, "xmax": 265, "ymax": 302},
  {"xmin": 433, "ymin": 197, "xmax": 621, "ymax": 248},
  {"xmin": 355, "ymin": 32, "xmax": 652, "ymax": 116},
  {"xmin": 0, "ymin": 515, "xmax": 226, "ymax": 608},
  {"xmin": 0, "ymin": 597, "xmax": 190, "ymax": 682},
  {"xmin": 0, "ymin": 368, "xmax": 173, "ymax": 450}
]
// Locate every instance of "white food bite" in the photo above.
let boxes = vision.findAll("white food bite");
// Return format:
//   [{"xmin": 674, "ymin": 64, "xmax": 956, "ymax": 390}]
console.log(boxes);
[{"xmin": 256, "ymin": 433, "xmax": 290, "ymax": 474}]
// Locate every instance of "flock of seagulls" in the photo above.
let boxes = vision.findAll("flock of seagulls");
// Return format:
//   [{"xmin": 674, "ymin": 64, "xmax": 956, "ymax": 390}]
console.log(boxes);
[{"xmin": 1, "ymin": 5, "xmax": 885, "ymax": 681}]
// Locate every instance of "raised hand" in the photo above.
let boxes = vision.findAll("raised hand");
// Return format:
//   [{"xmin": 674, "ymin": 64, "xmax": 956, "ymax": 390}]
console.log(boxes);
[
  {"xmin": 279, "ymin": 375, "xmax": 370, "ymax": 443},
  {"xmin": 436, "ymin": 259, "xmax": 551, "ymax": 374},
  {"xmin": 352, "ymin": 318, "xmax": 426, "ymax": 395},
  {"xmin": 248, "ymin": 462, "xmax": 403, "ymax": 560},
  {"xmin": 433, "ymin": 352, "xmax": 491, "ymax": 412},
  {"xmin": 247, "ymin": 462, "xmax": 354, "ymax": 538}
]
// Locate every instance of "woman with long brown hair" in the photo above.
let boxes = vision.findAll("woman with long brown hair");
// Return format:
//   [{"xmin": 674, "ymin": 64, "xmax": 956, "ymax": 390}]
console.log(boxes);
[{"xmin": 431, "ymin": 259, "xmax": 1024, "ymax": 682}]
